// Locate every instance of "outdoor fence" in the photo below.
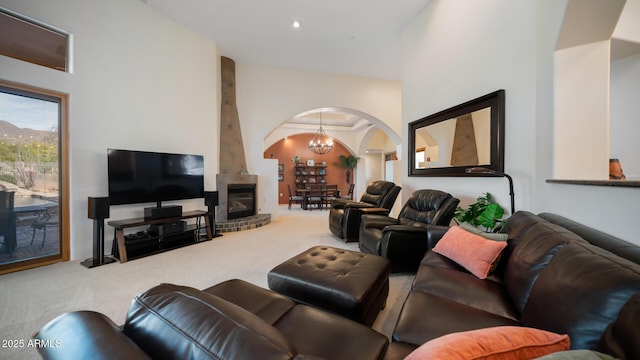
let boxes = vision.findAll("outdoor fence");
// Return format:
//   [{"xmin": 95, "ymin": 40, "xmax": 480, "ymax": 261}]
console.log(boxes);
[{"xmin": 0, "ymin": 162, "xmax": 59, "ymax": 191}]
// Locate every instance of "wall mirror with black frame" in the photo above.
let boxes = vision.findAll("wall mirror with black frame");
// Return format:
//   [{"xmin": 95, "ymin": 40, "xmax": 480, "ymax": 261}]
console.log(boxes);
[{"xmin": 409, "ymin": 90, "xmax": 505, "ymax": 177}]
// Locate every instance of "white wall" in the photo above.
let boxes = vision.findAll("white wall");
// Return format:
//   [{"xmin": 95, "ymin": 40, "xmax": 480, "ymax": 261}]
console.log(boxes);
[
  {"xmin": 610, "ymin": 52, "xmax": 640, "ymax": 178},
  {"xmin": 613, "ymin": 0, "xmax": 640, "ymax": 42},
  {"xmin": 235, "ymin": 63, "xmax": 402, "ymax": 208},
  {"xmin": 256, "ymin": 159, "xmax": 279, "ymax": 221},
  {"xmin": 539, "ymin": 1, "xmax": 639, "ymax": 244},
  {"xmin": 363, "ymin": 153, "xmax": 383, "ymax": 185},
  {"xmin": 402, "ymin": 0, "xmax": 639, "ymax": 244},
  {"xmin": 401, "ymin": 0, "xmax": 537, "ymax": 215},
  {"xmin": 0, "ymin": 0, "xmax": 220, "ymax": 259},
  {"xmin": 554, "ymin": 41, "xmax": 610, "ymax": 179},
  {"xmin": 236, "ymin": 65, "xmax": 402, "ymax": 160}
]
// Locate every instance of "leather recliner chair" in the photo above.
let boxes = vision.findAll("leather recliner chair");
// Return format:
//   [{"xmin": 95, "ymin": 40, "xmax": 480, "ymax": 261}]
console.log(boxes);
[
  {"xmin": 358, "ymin": 189, "xmax": 459, "ymax": 273},
  {"xmin": 328, "ymin": 180, "xmax": 401, "ymax": 242}
]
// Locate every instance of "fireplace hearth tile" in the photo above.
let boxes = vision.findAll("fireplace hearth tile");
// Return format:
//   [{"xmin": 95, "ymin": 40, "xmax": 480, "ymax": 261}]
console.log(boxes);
[{"xmin": 214, "ymin": 213, "xmax": 271, "ymax": 233}]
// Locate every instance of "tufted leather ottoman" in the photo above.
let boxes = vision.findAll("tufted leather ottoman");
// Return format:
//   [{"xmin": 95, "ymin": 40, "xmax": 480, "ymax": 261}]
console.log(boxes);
[{"xmin": 268, "ymin": 246, "xmax": 390, "ymax": 326}]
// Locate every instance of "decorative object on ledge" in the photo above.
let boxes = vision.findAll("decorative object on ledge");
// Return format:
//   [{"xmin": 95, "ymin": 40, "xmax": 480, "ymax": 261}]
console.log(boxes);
[
  {"xmin": 465, "ymin": 167, "xmax": 515, "ymax": 215},
  {"xmin": 609, "ymin": 159, "xmax": 626, "ymax": 180},
  {"xmin": 409, "ymin": 90, "xmax": 505, "ymax": 177},
  {"xmin": 308, "ymin": 113, "xmax": 334, "ymax": 154}
]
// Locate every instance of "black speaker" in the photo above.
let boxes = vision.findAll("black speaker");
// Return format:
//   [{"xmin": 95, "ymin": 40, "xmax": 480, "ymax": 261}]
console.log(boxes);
[
  {"xmin": 82, "ymin": 196, "xmax": 116, "ymax": 268},
  {"xmin": 204, "ymin": 191, "xmax": 222, "ymax": 238},
  {"xmin": 204, "ymin": 191, "xmax": 219, "ymax": 207},
  {"xmin": 88, "ymin": 197, "xmax": 109, "ymax": 220},
  {"xmin": 144, "ymin": 205, "xmax": 182, "ymax": 220}
]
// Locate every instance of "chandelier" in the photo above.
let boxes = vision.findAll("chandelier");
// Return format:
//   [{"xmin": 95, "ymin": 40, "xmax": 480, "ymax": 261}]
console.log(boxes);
[{"xmin": 308, "ymin": 113, "xmax": 334, "ymax": 154}]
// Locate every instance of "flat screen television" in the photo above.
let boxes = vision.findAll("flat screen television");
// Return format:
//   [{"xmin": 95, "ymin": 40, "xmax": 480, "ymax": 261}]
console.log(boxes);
[{"xmin": 107, "ymin": 148, "xmax": 204, "ymax": 206}]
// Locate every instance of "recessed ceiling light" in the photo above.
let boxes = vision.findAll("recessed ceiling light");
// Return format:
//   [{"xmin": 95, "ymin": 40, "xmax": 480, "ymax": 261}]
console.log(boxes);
[{"xmin": 292, "ymin": 20, "xmax": 301, "ymax": 29}]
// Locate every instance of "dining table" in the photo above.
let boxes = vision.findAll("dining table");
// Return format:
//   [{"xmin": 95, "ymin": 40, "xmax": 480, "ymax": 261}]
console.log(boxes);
[{"xmin": 297, "ymin": 185, "xmax": 340, "ymax": 210}]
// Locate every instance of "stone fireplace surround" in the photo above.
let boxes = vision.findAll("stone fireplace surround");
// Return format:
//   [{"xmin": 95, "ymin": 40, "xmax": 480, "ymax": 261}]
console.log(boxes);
[
  {"xmin": 215, "ymin": 174, "xmax": 271, "ymax": 233},
  {"xmin": 213, "ymin": 57, "xmax": 271, "ymax": 233}
]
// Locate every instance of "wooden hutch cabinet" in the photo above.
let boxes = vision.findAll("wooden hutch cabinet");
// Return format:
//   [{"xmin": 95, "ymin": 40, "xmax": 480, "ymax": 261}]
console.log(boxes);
[{"xmin": 294, "ymin": 162, "xmax": 327, "ymax": 190}]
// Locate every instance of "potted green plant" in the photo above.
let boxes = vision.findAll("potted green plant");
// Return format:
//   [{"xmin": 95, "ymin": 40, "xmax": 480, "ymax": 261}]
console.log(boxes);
[
  {"xmin": 335, "ymin": 155, "xmax": 359, "ymax": 185},
  {"xmin": 454, "ymin": 193, "xmax": 505, "ymax": 232}
]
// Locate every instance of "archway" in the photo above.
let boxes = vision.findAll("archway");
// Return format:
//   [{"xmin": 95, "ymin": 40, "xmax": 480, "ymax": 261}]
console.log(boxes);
[
  {"xmin": 263, "ymin": 106, "xmax": 401, "ymax": 205},
  {"xmin": 263, "ymin": 106, "xmax": 401, "ymax": 151}
]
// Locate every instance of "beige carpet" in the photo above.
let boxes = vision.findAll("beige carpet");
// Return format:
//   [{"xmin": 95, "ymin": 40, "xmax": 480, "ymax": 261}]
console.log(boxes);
[{"xmin": 0, "ymin": 205, "xmax": 413, "ymax": 360}]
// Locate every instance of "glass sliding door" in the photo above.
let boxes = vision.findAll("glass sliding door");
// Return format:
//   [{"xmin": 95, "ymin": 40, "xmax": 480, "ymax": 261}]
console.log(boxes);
[{"xmin": 0, "ymin": 81, "xmax": 68, "ymax": 274}]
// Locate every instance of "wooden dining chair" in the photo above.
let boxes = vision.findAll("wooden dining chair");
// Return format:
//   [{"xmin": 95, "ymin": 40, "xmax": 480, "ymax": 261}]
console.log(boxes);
[
  {"xmin": 287, "ymin": 184, "xmax": 304, "ymax": 210},
  {"xmin": 306, "ymin": 184, "xmax": 324, "ymax": 210},
  {"xmin": 340, "ymin": 183, "xmax": 355, "ymax": 200},
  {"xmin": 323, "ymin": 184, "xmax": 338, "ymax": 209}
]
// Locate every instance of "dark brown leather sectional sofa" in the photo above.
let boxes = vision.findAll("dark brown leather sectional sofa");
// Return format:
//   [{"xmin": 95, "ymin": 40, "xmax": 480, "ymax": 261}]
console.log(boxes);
[
  {"xmin": 35, "ymin": 280, "xmax": 389, "ymax": 360},
  {"xmin": 386, "ymin": 211, "xmax": 640, "ymax": 359},
  {"xmin": 34, "ymin": 211, "xmax": 639, "ymax": 359}
]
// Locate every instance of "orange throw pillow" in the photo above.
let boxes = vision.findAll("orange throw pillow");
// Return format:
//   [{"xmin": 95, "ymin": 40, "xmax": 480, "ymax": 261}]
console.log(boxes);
[
  {"xmin": 432, "ymin": 226, "xmax": 507, "ymax": 279},
  {"xmin": 405, "ymin": 326, "xmax": 570, "ymax": 360}
]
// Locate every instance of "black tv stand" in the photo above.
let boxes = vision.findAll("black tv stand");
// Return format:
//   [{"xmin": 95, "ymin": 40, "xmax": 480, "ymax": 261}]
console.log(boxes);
[{"xmin": 108, "ymin": 210, "xmax": 212, "ymax": 263}]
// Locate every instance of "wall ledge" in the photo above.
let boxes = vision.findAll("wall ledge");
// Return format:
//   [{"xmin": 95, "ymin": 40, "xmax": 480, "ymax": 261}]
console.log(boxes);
[{"xmin": 546, "ymin": 179, "xmax": 640, "ymax": 188}]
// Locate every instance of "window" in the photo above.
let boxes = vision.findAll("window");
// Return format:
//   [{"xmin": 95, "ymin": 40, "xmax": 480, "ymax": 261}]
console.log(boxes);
[
  {"xmin": 0, "ymin": 7, "xmax": 71, "ymax": 72},
  {"xmin": 0, "ymin": 81, "xmax": 69, "ymax": 274}
]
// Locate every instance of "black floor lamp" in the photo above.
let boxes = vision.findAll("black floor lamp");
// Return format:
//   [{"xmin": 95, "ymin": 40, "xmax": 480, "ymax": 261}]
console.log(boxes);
[{"xmin": 465, "ymin": 167, "xmax": 515, "ymax": 215}]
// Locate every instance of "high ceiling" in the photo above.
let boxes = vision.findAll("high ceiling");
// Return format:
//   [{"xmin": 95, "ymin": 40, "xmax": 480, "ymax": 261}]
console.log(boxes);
[
  {"xmin": 144, "ymin": 0, "xmax": 431, "ymax": 81},
  {"xmin": 143, "ymin": 0, "xmax": 431, "ymax": 132},
  {"xmin": 143, "ymin": 1, "xmax": 640, "ymax": 132}
]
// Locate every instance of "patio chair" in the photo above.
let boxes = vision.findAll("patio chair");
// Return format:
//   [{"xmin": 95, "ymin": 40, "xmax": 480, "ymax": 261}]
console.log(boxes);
[{"xmin": 31, "ymin": 208, "xmax": 59, "ymax": 248}]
